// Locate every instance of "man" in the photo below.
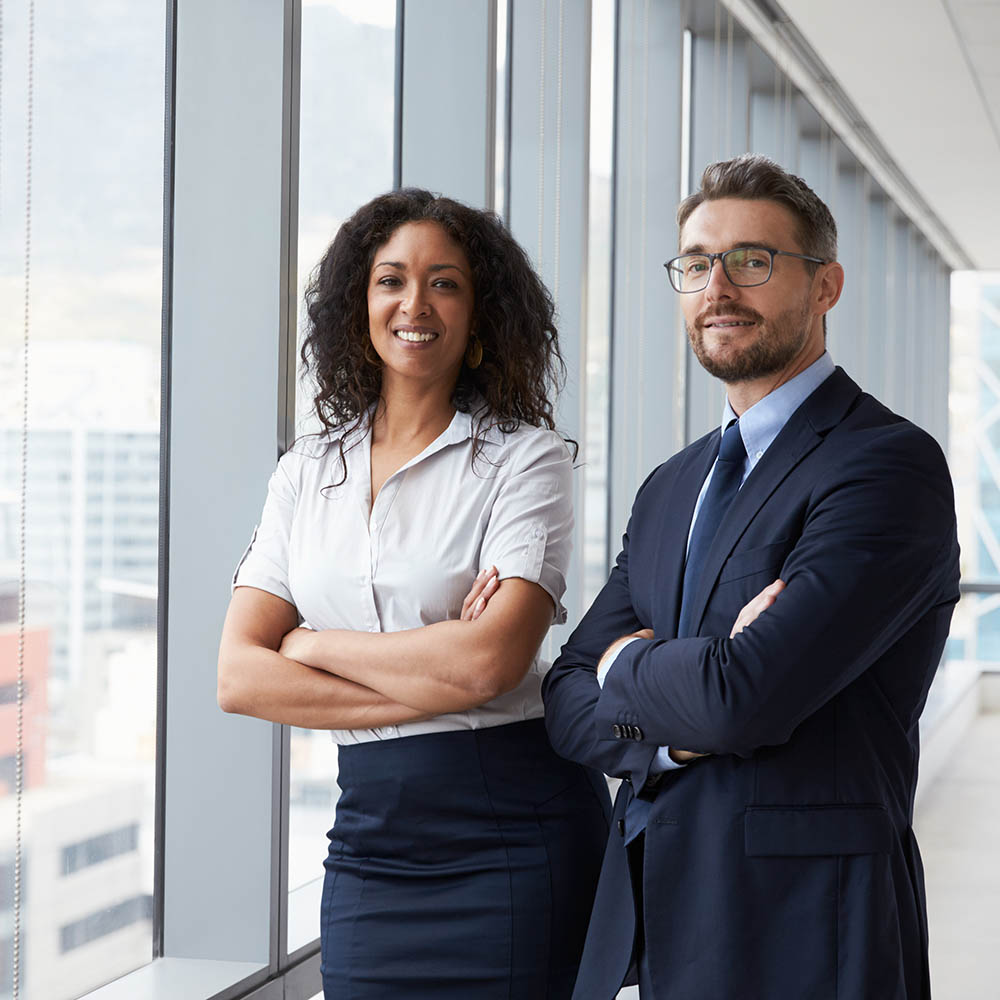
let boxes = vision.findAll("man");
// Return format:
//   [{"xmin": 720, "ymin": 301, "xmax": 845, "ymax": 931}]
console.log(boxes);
[{"xmin": 541, "ymin": 154, "xmax": 959, "ymax": 1000}]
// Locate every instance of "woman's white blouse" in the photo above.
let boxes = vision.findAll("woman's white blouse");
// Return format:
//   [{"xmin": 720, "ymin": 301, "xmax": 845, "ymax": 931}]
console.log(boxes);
[{"xmin": 233, "ymin": 407, "xmax": 574, "ymax": 745}]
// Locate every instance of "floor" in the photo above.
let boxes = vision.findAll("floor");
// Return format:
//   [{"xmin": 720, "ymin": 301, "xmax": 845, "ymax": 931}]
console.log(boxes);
[{"xmin": 914, "ymin": 710, "xmax": 1000, "ymax": 999}]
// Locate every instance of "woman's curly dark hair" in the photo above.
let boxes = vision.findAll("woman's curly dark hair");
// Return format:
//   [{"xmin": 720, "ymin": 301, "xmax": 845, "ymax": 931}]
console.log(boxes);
[{"xmin": 301, "ymin": 188, "xmax": 573, "ymax": 483}]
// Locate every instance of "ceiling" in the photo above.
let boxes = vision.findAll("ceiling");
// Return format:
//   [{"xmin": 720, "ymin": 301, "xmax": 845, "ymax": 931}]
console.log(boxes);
[{"xmin": 773, "ymin": 0, "xmax": 1000, "ymax": 270}]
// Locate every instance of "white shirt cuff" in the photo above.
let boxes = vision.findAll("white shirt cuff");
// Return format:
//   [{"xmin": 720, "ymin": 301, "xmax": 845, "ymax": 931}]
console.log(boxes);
[
  {"xmin": 650, "ymin": 744, "xmax": 685, "ymax": 773},
  {"xmin": 596, "ymin": 636, "xmax": 641, "ymax": 687}
]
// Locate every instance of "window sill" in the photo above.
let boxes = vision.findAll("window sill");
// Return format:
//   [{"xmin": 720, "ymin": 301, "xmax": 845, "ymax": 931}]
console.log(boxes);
[{"xmin": 80, "ymin": 958, "xmax": 266, "ymax": 1000}]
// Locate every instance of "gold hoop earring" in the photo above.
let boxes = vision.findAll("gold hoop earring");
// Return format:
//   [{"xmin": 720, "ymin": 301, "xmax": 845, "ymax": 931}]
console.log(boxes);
[
  {"xmin": 363, "ymin": 336, "xmax": 382, "ymax": 368},
  {"xmin": 466, "ymin": 336, "xmax": 483, "ymax": 370}
]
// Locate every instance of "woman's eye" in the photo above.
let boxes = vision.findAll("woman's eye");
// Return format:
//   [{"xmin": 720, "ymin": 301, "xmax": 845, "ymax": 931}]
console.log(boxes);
[
  {"xmin": 432, "ymin": 279, "xmax": 457, "ymax": 289},
  {"xmin": 377, "ymin": 276, "xmax": 401, "ymax": 286}
]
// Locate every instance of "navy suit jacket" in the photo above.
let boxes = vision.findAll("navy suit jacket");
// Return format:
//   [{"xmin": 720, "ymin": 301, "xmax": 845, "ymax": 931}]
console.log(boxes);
[{"xmin": 542, "ymin": 368, "xmax": 960, "ymax": 1000}]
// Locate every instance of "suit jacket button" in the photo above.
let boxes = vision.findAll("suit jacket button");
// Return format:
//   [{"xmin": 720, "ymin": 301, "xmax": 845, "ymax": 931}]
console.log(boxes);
[
  {"xmin": 612, "ymin": 724, "xmax": 622, "ymax": 739},
  {"xmin": 617, "ymin": 818, "xmax": 626, "ymax": 837},
  {"xmin": 633, "ymin": 726, "xmax": 644, "ymax": 741}
]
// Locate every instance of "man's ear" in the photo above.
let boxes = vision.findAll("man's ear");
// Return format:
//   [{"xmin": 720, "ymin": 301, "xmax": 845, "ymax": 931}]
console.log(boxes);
[{"xmin": 813, "ymin": 261, "xmax": 845, "ymax": 318}]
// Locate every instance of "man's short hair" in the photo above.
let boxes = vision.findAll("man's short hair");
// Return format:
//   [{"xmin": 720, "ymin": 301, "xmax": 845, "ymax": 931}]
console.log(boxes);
[{"xmin": 678, "ymin": 154, "xmax": 838, "ymax": 264}]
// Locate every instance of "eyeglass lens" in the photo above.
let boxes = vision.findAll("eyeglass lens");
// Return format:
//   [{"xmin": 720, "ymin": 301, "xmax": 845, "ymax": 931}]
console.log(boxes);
[{"xmin": 669, "ymin": 248, "xmax": 773, "ymax": 291}]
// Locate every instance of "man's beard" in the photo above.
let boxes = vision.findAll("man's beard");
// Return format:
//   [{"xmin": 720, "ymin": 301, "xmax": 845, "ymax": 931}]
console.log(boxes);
[{"xmin": 687, "ymin": 301, "xmax": 813, "ymax": 384}]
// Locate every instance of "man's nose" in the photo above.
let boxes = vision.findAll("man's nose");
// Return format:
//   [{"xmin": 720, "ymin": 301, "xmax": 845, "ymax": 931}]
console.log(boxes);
[{"xmin": 704, "ymin": 258, "xmax": 737, "ymax": 300}]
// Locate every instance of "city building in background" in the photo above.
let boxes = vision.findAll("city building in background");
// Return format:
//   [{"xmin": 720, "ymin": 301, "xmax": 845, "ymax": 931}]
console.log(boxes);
[{"xmin": 0, "ymin": 0, "xmax": 164, "ymax": 995}]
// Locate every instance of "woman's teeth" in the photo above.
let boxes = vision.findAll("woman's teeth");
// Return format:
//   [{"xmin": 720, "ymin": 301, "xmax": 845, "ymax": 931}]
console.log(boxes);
[{"xmin": 395, "ymin": 330, "xmax": 437, "ymax": 342}]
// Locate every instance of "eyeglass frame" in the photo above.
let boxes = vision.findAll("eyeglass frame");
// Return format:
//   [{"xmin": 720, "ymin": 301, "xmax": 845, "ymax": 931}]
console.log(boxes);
[{"xmin": 663, "ymin": 246, "xmax": 828, "ymax": 293}]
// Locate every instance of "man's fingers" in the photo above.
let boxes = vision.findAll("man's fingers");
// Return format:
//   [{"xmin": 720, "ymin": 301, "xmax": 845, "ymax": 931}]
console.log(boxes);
[{"xmin": 729, "ymin": 578, "xmax": 786, "ymax": 638}]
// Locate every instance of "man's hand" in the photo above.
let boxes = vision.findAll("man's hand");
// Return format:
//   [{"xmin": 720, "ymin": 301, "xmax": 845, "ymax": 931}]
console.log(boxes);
[
  {"xmin": 597, "ymin": 628, "xmax": 654, "ymax": 676},
  {"xmin": 461, "ymin": 566, "xmax": 499, "ymax": 621},
  {"xmin": 730, "ymin": 579, "xmax": 786, "ymax": 639}
]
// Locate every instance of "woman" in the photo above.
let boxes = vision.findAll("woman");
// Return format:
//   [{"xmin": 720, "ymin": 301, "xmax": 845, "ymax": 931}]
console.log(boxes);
[{"xmin": 217, "ymin": 189, "xmax": 610, "ymax": 999}]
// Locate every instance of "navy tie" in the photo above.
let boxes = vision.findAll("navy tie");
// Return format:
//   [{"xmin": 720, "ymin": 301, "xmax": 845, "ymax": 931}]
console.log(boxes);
[
  {"xmin": 677, "ymin": 419, "xmax": 747, "ymax": 639},
  {"xmin": 623, "ymin": 419, "xmax": 745, "ymax": 844}
]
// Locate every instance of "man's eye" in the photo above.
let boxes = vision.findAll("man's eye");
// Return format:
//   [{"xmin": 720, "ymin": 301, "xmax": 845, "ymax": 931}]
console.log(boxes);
[
  {"xmin": 729, "ymin": 251, "xmax": 769, "ymax": 269},
  {"xmin": 685, "ymin": 259, "xmax": 709, "ymax": 274}
]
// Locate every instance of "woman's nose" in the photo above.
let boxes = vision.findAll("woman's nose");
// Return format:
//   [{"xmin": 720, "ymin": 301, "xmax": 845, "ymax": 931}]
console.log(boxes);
[{"xmin": 402, "ymin": 286, "xmax": 430, "ymax": 316}]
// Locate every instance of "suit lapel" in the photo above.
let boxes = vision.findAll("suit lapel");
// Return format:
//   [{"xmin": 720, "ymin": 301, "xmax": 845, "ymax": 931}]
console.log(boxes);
[
  {"xmin": 658, "ymin": 434, "xmax": 720, "ymax": 637},
  {"xmin": 685, "ymin": 368, "xmax": 863, "ymax": 637}
]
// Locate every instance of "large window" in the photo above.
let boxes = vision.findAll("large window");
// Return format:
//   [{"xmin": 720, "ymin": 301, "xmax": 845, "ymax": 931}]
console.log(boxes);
[
  {"xmin": 0, "ymin": 2, "xmax": 165, "ymax": 997},
  {"xmin": 945, "ymin": 272, "xmax": 1000, "ymax": 675},
  {"xmin": 288, "ymin": 0, "xmax": 397, "ymax": 957}
]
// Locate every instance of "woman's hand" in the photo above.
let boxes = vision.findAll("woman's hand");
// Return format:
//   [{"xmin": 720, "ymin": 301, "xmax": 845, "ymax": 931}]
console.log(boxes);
[
  {"xmin": 730, "ymin": 579, "xmax": 786, "ymax": 639},
  {"xmin": 461, "ymin": 565, "xmax": 499, "ymax": 621},
  {"xmin": 279, "ymin": 626, "xmax": 316, "ymax": 662}
]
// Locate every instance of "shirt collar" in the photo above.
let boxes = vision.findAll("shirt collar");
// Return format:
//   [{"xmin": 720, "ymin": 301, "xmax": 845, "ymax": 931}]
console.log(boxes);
[
  {"xmin": 722, "ymin": 351, "xmax": 836, "ymax": 464},
  {"xmin": 353, "ymin": 398, "xmax": 480, "ymax": 470}
]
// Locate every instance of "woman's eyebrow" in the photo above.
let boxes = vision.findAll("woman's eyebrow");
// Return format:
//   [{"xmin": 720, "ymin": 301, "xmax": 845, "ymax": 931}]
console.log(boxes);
[{"xmin": 373, "ymin": 261, "xmax": 467, "ymax": 273}]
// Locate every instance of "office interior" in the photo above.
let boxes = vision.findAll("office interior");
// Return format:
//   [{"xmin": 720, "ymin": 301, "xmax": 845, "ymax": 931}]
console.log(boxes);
[{"xmin": 1, "ymin": 1, "xmax": 998, "ymax": 998}]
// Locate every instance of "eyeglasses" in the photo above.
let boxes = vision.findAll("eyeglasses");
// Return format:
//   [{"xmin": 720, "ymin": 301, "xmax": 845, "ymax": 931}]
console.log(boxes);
[{"xmin": 663, "ymin": 247, "xmax": 826, "ymax": 293}]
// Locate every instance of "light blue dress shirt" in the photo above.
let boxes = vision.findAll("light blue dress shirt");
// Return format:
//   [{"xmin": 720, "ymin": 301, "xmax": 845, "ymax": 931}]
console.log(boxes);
[{"xmin": 598, "ymin": 351, "xmax": 837, "ymax": 772}]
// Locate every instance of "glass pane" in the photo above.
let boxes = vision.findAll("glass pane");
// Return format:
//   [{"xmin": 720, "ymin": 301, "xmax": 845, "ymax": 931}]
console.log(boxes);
[
  {"xmin": 287, "ymin": 0, "xmax": 397, "ymax": 954},
  {"xmin": 933, "ymin": 272, "xmax": 1000, "ymax": 728},
  {"xmin": 583, "ymin": 0, "xmax": 615, "ymax": 602},
  {"xmin": 950, "ymin": 271, "xmax": 1000, "ymax": 586},
  {"xmin": 0, "ymin": 2, "xmax": 164, "ymax": 997}
]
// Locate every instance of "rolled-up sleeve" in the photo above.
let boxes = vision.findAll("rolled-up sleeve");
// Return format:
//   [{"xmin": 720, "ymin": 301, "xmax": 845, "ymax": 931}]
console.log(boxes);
[
  {"xmin": 232, "ymin": 454, "xmax": 297, "ymax": 606},
  {"xmin": 480, "ymin": 430, "xmax": 574, "ymax": 623}
]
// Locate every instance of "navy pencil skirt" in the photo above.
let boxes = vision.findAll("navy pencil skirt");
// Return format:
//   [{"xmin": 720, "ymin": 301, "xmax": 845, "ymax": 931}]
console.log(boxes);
[{"xmin": 319, "ymin": 718, "xmax": 611, "ymax": 999}]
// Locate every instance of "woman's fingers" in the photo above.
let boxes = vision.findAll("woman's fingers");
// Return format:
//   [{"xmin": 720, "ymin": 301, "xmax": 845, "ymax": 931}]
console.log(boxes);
[
  {"xmin": 461, "ymin": 566, "xmax": 499, "ymax": 621},
  {"xmin": 729, "ymin": 578, "xmax": 786, "ymax": 639},
  {"xmin": 470, "ymin": 572, "xmax": 499, "ymax": 620},
  {"xmin": 460, "ymin": 567, "xmax": 490, "ymax": 618}
]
